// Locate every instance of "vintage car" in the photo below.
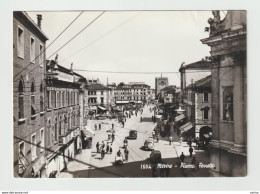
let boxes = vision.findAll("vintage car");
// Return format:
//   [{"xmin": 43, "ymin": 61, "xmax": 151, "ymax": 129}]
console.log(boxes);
[
  {"xmin": 144, "ymin": 138, "xmax": 154, "ymax": 150},
  {"xmin": 128, "ymin": 130, "xmax": 137, "ymax": 139},
  {"xmin": 150, "ymin": 150, "xmax": 162, "ymax": 164}
]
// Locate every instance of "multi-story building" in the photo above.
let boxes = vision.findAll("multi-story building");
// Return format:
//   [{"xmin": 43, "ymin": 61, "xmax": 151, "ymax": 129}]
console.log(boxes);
[
  {"xmin": 85, "ymin": 83, "xmax": 111, "ymax": 114},
  {"xmin": 44, "ymin": 59, "xmax": 85, "ymax": 177},
  {"xmin": 114, "ymin": 82, "xmax": 151, "ymax": 105},
  {"xmin": 201, "ymin": 10, "xmax": 247, "ymax": 176},
  {"xmin": 13, "ymin": 12, "xmax": 48, "ymax": 177},
  {"xmin": 186, "ymin": 75, "xmax": 212, "ymax": 139},
  {"xmin": 159, "ymin": 85, "xmax": 177, "ymax": 104},
  {"xmin": 155, "ymin": 77, "xmax": 168, "ymax": 98}
]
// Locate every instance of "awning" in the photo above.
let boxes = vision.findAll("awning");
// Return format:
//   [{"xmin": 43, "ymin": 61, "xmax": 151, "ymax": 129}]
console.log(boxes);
[
  {"xmin": 116, "ymin": 101, "xmax": 129, "ymax": 104},
  {"xmin": 98, "ymin": 106, "xmax": 106, "ymax": 110},
  {"xmin": 175, "ymin": 114, "xmax": 185, "ymax": 122},
  {"xmin": 180, "ymin": 122, "xmax": 193, "ymax": 133},
  {"xmin": 201, "ymin": 106, "xmax": 210, "ymax": 111},
  {"xmin": 82, "ymin": 126, "xmax": 95, "ymax": 137},
  {"xmin": 155, "ymin": 115, "xmax": 163, "ymax": 119},
  {"xmin": 203, "ymin": 134, "xmax": 210, "ymax": 138}
]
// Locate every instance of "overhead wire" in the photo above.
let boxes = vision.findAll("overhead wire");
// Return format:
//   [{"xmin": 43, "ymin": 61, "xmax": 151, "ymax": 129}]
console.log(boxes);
[
  {"xmin": 13, "ymin": 11, "xmax": 84, "ymax": 79},
  {"xmin": 13, "ymin": 11, "xmax": 106, "ymax": 83}
]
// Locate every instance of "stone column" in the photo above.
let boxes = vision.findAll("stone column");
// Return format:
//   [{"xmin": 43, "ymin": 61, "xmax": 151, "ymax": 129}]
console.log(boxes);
[{"xmin": 231, "ymin": 52, "xmax": 246, "ymax": 153}]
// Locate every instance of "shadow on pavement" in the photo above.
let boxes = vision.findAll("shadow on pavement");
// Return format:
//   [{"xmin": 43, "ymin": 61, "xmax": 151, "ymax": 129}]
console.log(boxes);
[{"xmin": 62, "ymin": 154, "xmax": 211, "ymax": 178}]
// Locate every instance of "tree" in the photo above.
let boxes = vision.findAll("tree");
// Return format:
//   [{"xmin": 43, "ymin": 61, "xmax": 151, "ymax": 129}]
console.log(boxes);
[{"xmin": 118, "ymin": 82, "xmax": 125, "ymax": 86}]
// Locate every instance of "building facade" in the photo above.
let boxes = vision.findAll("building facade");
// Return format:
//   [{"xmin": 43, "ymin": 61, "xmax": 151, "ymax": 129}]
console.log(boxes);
[
  {"xmin": 85, "ymin": 83, "xmax": 111, "ymax": 114},
  {"xmin": 13, "ymin": 12, "xmax": 48, "ymax": 177},
  {"xmin": 201, "ymin": 10, "xmax": 247, "ymax": 176},
  {"xmin": 155, "ymin": 77, "xmax": 168, "ymax": 98},
  {"xmin": 114, "ymin": 82, "xmax": 151, "ymax": 104},
  {"xmin": 44, "ymin": 59, "xmax": 84, "ymax": 178}
]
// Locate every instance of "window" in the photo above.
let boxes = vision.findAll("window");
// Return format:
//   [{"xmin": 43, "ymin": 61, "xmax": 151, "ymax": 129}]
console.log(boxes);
[
  {"xmin": 18, "ymin": 79, "xmax": 24, "ymax": 119},
  {"xmin": 31, "ymin": 134, "xmax": 36, "ymax": 161},
  {"xmin": 101, "ymin": 91, "xmax": 104, "ymax": 95},
  {"xmin": 51, "ymin": 91, "xmax": 56, "ymax": 108},
  {"xmin": 203, "ymin": 109, "xmax": 209, "ymax": 120},
  {"xmin": 47, "ymin": 91, "xmax": 50, "ymax": 108},
  {"xmin": 223, "ymin": 87, "xmax": 233, "ymax": 121},
  {"xmin": 71, "ymin": 92, "xmax": 73, "ymax": 105},
  {"xmin": 62, "ymin": 91, "xmax": 65, "ymax": 107},
  {"xmin": 77, "ymin": 92, "xmax": 79, "ymax": 104},
  {"xmin": 59, "ymin": 116, "xmax": 62, "ymax": 136},
  {"xmin": 17, "ymin": 26, "xmax": 24, "ymax": 58},
  {"xmin": 30, "ymin": 37, "xmax": 35, "ymax": 63},
  {"xmin": 101, "ymin": 97, "xmax": 104, "ymax": 104},
  {"xmin": 40, "ymin": 83, "xmax": 43, "ymax": 112},
  {"xmin": 39, "ymin": 44, "xmax": 43, "ymax": 67},
  {"xmin": 31, "ymin": 82, "xmax": 36, "ymax": 116},
  {"xmin": 57, "ymin": 91, "xmax": 60, "ymax": 108},
  {"xmin": 18, "ymin": 141, "xmax": 25, "ymax": 174},
  {"xmin": 54, "ymin": 118, "xmax": 57, "ymax": 142},
  {"xmin": 204, "ymin": 93, "xmax": 208, "ymax": 102},
  {"xmin": 40, "ymin": 129, "xmax": 44, "ymax": 152}
]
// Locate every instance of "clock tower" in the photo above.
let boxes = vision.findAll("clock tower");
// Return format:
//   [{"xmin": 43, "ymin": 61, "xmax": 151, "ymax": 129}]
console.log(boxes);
[{"xmin": 155, "ymin": 76, "xmax": 168, "ymax": 99}]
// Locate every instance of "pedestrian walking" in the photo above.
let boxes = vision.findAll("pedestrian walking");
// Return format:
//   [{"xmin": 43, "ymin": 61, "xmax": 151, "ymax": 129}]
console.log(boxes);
[
  {"xmin": 169, "ymin": 136, "xmax": 172, "ymax": 145},
  {"xmin": 156, "ymin": 134, "xmax": 159, "ymax": 143},
  {"xmin": 124, "ymin": 148, "xmax": 129, "ymax": 161},
  {"xmin": 192, "ymin": 156, "xmax": 197, "ymax": 171},
  {"xmin": 106, "ymin": 144, "xmax": 110, "ymax": 153},
  {"xmin": 99, "ymin": 123, "xmax": 101, "ymax": 130},
  {"xmin": 101, "ymin": 148, "xmax": 105, "ymax": 159},
  {"xmin": 112, "ymin": 133, "xmax": 115, "ymax": 143},
  {"xmin": 96, "ymin": 142, "xmax": 100, "ymax": 153},
  {"xmin": 94, "ymin": 123, "xmax": 97, "ymax": 130},
  {"xmin": 180, "ymin": 137, "xmax": 183, "ymax": 145},
  {"xmin": 140, "ymin": 116, "xmax": 142, "ymax": 122},
  {"xmin": 180, "ymin": 152, "xmax": 186, "ymax": 163},
  {"xmin": 112, "ymin": 123, "xmax": 114, "ymax": 130},
  {"xmin": 122, "ymin": 121, "xmax": 125, "ymax": 128},
  {"xmin": 123, "ymin": 138, "xmax": 128, "ymax": 148},
  {"xmin": 110, "ymin": 146, "xmax": 113, "ymax": 154},
  {"xmin": 189, "ymin": 146, "xmax": 194, "ymax": 158}
]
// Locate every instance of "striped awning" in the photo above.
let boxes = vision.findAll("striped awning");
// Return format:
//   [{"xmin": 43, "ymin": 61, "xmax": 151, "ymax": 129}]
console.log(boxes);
[
  {"xmin": 180, "ymin": 122, "xmax": 193, "ymax": 133},
  {"xmin": 175, "ymin": 114, "xmax": 185, "ymax": 122}
]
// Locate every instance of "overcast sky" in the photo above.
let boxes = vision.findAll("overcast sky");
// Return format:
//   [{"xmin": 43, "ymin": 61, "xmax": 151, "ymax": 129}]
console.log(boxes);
[{"xmin": 27, "ymin": 11, "xmax": 224, "ymax": 88}]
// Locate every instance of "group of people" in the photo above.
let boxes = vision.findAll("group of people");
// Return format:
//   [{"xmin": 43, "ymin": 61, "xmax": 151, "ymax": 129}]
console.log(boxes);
[
  {"xmin": 94, "ymin": 123, "xmax": 102, "ymax": 130},
  {"xmin": 96, "ymin": 141, "xmax": 113, "ymax": 159}
]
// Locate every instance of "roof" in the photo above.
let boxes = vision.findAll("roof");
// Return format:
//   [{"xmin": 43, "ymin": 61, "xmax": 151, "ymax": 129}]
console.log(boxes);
[
  {"xmin": 161, "ymin": 86, "xmax": 176, "ymax": 93},
  {"xmin": 14, "ymin": 11, "xmax": 49, "ymax": 41},
  {"xmin": 46, "ymin": 60, "xmax": 85, "ymax": 78},
  {"xmin": 186, "ymin": 75, "xmax": 211, "ymax": 89},
  {"xmin": 179, "ymin": 60, "xmax": 211, "ymax": 71},
  {"xmin": 86, "ymin": 83, "xmax": 110, "ymax": 90}
]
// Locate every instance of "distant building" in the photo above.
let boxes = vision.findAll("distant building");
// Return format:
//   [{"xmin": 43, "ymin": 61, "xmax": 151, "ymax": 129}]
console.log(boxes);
[
  {"xmin": 114, "ymin": 83, "xmax": 151, "ymax": 104},
  {"xmin": 155, "ymin": 77, "xmax": 168, "ymax": 99},
  {"xmin": 201, "ymin": 10, "xmax": 247, "ymax": 176},
  {"xmin": 160, "ymin": 85, "xmax": 177, "ymax": 104},
  {"xmin": 85, "ymin": 83, "xmax": 111, "ymax": 114},
  {"xmin": 13, "ymin": 12, "xmax": 48, "ymax": 178}
]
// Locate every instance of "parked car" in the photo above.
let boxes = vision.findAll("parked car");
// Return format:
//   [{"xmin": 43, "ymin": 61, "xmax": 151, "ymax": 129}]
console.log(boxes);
[
  {"xmin": 128, "ymin": 130, "xmax": 137, "ymax": 139},
  {"xmin": 144, "ymin": 138, "xmax": 154, "ymax": 150},
  {"xmin": 150, "ymin": 150, "xmax": 162, "ymax": 164}
]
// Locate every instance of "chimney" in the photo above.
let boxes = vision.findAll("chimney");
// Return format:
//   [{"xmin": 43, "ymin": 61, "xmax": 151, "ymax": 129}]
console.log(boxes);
[
  {"xmin": 70, "ymin": 62, "xmax": 73, "ymax": 72},
  {"xmin": 37, "ymin": 14, "xmax": 42, "ymax": 28}
]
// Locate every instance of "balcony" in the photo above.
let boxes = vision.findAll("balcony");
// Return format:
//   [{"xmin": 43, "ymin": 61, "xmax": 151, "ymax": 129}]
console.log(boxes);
[{"xmin": 59, "ymin": 130, "xmax": 75, "ymax": 146}]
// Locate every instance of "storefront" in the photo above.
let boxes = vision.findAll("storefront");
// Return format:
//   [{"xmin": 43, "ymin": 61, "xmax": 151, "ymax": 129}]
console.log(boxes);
[{"xmin": 81, "ymin": 126, "xmax": 95, "ymax": 149}]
